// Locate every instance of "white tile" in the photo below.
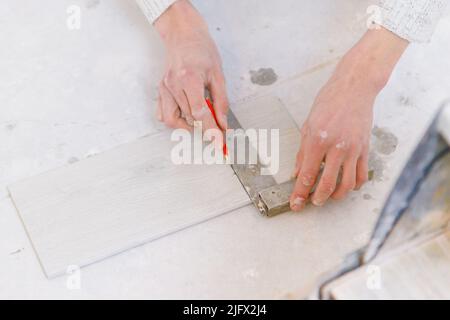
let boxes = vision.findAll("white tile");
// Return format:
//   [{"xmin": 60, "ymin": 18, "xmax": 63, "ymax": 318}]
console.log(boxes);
[{"xmin": 9, "ymin": 130, "xmax": 250, "ymax": 278}]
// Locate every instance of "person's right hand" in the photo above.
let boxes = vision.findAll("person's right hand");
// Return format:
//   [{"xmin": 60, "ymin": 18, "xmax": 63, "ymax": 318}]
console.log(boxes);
[{"xmin": 154, "ymin": 0, "xmax": 228, "ymax": 137}]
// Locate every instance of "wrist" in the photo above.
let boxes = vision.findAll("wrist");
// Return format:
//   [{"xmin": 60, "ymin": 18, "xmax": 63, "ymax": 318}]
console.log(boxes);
[
  {"xmin": 154, "ymin": 0, "xmax": 208, "ymax": 45},
  {"xmin": 339, "ymin": 27, "xmax": 409, "ymax": 93}
]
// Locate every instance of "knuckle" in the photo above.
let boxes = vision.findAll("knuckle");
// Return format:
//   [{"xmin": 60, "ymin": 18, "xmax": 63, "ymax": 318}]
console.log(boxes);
[
  {"xmin": 191, "ymin": 106, "xmax": 207, "ymax": 119},
  {"xmin": 164, "ymin": 116, "xmax": 178, "ymax": 128},
  {"xmin": 307, "ymin": 128, "xmax": 332, "ymax": 148},
  {"xmin": 319, "ymin": 179, "xmax": 336, "ymax": 194},
  {"xmin": 341, "ymin": 181, "xmax": 356, "ymax": 191},
  {"xmin": 358, "ymin": 134, "xmax": 369, "ymax": 148},
  {"xmin": 179, "ymin": 67, "xmax": 196, "ymax": 81},
  {"xmin": 310, "ymin": 135, "xmax": 321, "ymax": 145},
  {"xmin": 179, "ymin": 67, "xmax": 190, "ymax": 76},
  {"xmin": 300, "ymin": 172, "xmax": 316, "ymax": 187},
  {"xmin": 300, "ymin": 124, "xmax": 311, "ymax": 138},
  {"xmin": 349, "ymin": 141, "xmax": 361, "ymax": 153},
  {"xmin": 164, "ymin": 71, "xmax": 176, "ymax": 89},
  {"xmin": 294, "ymin": 189, "xmax": 308, "ymax": 200},
  {"xmin": 335, "ymin": 139, "xmax": 349, "ymax": 151}
]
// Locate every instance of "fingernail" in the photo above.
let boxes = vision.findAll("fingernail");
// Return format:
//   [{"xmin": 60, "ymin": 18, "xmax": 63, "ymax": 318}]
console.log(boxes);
[
  {"xmin": 312, "ymin": 198, "xmax": 325, "ymax": 207},
  {"xmin": 290, "ymin": 197, "xmax": 305, "ymax": 212}
]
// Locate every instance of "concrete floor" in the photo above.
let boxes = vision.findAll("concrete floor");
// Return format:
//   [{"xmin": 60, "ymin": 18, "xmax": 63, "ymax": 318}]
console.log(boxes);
[{"xmin": 0, "ymin": 0, "xmax": 449, "ymax": 299}]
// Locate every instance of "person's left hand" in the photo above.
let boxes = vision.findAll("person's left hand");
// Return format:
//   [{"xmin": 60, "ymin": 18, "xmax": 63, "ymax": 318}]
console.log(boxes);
[
  {"xmin": 289, "ymin": 28, "xmax": 408, "ymax": 211},
  {"xmin": 289, "ymin": 68, "xmax": 376, "ymax": 211}
]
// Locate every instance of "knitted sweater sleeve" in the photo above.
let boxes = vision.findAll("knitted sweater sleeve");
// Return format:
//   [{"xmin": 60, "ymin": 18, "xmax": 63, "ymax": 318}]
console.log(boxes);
[
  {"xmin": 135, "ymin": 0, "xmax": 177, "ymax": 24},
  {"xmin": 376, "ymin": 0, "xmax": 448, "ymax": 42},
  {"xmin": 134, "ymin": 0, "xmax": 448, "ymax": 42}
]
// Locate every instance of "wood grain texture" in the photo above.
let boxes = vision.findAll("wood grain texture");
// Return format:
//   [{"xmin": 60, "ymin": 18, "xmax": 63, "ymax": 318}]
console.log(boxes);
[
  {"xmin": 8, "ymin": 131, "xmax": 250, "ymax": 278},
  {"xmin": 232, "ymin": 95, "xmax": 300, "ymax": 184},
  {"xmin": 8, "ymin": 94, "xmax": 300, "ymax": 278},
  {"xmin": 325, "ymin": 230, "xmax": 450, "ymax": 299}
]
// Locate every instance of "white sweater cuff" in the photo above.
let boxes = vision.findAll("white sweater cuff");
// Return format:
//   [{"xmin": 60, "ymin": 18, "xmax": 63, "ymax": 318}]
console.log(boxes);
[
  {"xmin": 376, "ymin": 0, "xmax": 447, "ymax": 42},
  {"xmin": 135, "ymin": 0, "xmax": 177, "ymax": 24}
]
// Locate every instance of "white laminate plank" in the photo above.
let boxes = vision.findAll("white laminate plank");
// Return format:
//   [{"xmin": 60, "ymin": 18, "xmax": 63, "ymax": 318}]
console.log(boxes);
[
  {"xmin": 232, "ymin": 95, "xmax": 300, "ymax": 184},
  {"xmin": 8, "ymin": 130, "xmax": 250, "ymax": 278}
]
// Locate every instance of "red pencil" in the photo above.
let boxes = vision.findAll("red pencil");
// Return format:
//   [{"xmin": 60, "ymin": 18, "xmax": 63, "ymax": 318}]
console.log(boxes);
[{"xmin": 205, "ymin": 98, "xmax": 228, "ymax": 157}]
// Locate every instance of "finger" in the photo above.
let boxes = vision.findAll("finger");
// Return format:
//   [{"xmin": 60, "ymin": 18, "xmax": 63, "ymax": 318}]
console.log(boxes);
[
  {"xmin": 159, "ymin": 83, "xmax": 191, "ymax": 130},
  {"xmin": 185, "ymin": 83, "xmax": 224, "ymax": 147},
  {"xmin": 311, "ymin": 149, "xmax": 345, "ymax": 206},
  {"xmin": 209, "ymin": 70, "xmax": 229, "ymax": 130},
  {"xmin": 355, "ymin": 152, "xmax": 369, "ymax": 190},
  {"xmin": 292, "ymin": 129, "xmax": 309, "ymax": 179},
  {"xmin": 181, "ymin": 111, "xmax": 195, "ymax": 127},
  {"xmin": 163, "ymin": 73, "xmax": 193, "ymax": 121},
  {"xmin": 332, "ymin": 156, "xmax": 357, "ymax": 200},
  {"xmin": 290, "ymin": 144, "xmax": 326, "ymax": 212},
  {"xmin": 292, "ymin": 126, "xmax": 309, "ymax": 178},
  {"xmin": 156, "ymin": 95, "xmax": 163, "ymax": 122},
  {"xmin": 292, "ymin": 149, "xmax": 304, "ymax": 179}
]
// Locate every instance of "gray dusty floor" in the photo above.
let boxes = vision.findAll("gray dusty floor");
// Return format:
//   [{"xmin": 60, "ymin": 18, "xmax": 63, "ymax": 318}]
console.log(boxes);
[{"xmin": 0, "ymin": 0, "xmax": 449, "ymax": 299}]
